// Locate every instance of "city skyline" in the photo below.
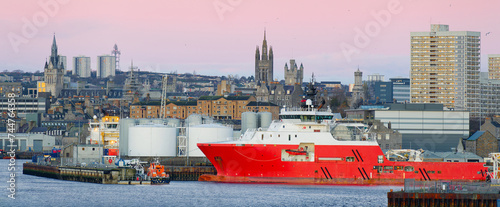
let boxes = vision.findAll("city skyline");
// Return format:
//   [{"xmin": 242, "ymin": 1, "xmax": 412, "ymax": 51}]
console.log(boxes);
[{"xmin": 1, "ymin": 0, "xmax": 499, "ymax": 83}]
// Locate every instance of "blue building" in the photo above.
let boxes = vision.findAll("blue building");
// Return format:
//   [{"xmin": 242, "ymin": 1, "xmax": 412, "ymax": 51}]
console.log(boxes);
[
  {"xmin": 390, "ymin": 78, "xmax": 410, "ymax": 103},
  {"xmin": 373, "ymin": 81, "xmax": 393, "ymax": 103}
]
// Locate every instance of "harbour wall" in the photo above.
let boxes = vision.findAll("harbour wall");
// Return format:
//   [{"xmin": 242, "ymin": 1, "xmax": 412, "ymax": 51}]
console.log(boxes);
[
  {"xmin": 387, "ymin": 179, "xmax": 500, "ymax": 207},
  {"xmin": 23, "ymin": 163, "xmax": 216, "ymax": 183}
]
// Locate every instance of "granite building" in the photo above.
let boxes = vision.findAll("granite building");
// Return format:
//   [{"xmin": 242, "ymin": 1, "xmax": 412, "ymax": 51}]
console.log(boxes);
[
  {"xmin": 43, "ymin": 35, "xmax": 65, "ymax": 97},
  {"xmin": 284, "ymin": 59, "xmax": 303, "ymax": 85},
  {"xmin": 255, "ymin": 31, "xmax": 273, "ymax": 85}
]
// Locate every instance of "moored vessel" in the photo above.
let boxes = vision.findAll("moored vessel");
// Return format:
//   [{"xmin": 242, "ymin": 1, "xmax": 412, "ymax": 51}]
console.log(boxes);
[
  {"xmin": 198, "ymin": 82, "xmax": 488, "ymax": 185},
  {"xmin": 147, "ymin": 159, "xmax": 171, "ymax": 185}
]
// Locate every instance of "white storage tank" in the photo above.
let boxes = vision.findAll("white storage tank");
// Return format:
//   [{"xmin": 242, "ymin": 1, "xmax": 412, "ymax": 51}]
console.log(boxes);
[
  {"xmin": 241, "ymin": 112, "xmax": 257, "ymax": 134},
  {"xmin": 118, "ymin": 118, "xmax": 138, "ymax": 156},
  {"xmin": 167, "ymin": 118, "xmax": 180, "ymax": 127},
  {"xmin": 187, "ymin": 124, "xmax": 233, "ymax": 157},
  {"xmin": 201, "ymin": 115, "xmax": 214, "ymax": 124},
  {"xmin": 128, "ymin": 124, "xmax": 177, "ymax": 157},
  {"xmin": 186, "ymin": 114, "xmax": 203, "ymax": 126},
  {"xmin": 150, "ymin": 118, "xmax": 165, "ymax": 125},
  {"xmin": 139, "ymin": 119, "xmax": 152, "ymax": 125},
  {"xmin": 258, "ymin": 112, "xmax": 273, "ymax": 129}
]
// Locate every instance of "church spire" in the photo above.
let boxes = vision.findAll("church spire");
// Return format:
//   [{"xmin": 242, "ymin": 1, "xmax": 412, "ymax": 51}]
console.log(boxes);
[
  {"xmin": 262, "ymin": 30, "xmax": 268, "ymax": 60},
  {"xmin": 51, "ymin": 33, "xmax": 57, "ymax": 57}
]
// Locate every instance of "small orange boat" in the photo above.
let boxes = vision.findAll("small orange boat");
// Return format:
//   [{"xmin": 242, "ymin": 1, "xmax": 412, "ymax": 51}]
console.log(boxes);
[{"xmin": 147, "ymin": 159, "xmax": 170, "ymax": 185}]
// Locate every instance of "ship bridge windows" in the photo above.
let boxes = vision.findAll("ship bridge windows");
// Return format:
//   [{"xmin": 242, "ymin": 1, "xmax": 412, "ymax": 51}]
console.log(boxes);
[
  {"xmin": 106, "ymin": 124, "xmax": 118, "ymax": 129},
  {"xmin": 395, "ymin": 166, "xmax": 403, "ymax": 171},
  {"xmin": 316, "ymin": 115, "xmax": 333, "ymax": 121}
]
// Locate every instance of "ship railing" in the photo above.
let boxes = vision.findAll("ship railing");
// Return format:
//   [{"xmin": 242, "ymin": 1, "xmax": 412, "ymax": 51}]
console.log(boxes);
[
  {"xmin": 281, "ymin": 107, "xmax": 332, "ymax": 113},
  {"xmin": 403, "ymin": 179, "xmax": 496, "ymax": 194}
]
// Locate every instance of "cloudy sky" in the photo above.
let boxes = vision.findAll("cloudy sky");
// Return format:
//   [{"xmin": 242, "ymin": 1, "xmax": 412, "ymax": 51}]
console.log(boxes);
[{"xmin": 1, "ymin": 0, "xmax": 499, "ymax": 84}]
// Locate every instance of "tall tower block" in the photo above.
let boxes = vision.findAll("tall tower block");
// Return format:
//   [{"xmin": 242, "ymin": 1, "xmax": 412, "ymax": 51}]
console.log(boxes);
[{"xmin": 410, "ymin": 24, "xmax": 480, "ymax": 116}]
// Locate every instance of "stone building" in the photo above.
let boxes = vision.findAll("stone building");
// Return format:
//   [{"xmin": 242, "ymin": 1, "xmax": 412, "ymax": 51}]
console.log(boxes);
[
  {"xmin": 44, "ymin": 35, "xmax": 65, "ymax": 97},
  {"xmin": 284, "ymin": 59, "xmax": 303, "ymax": 85},
  {"xmin": 0, "ymin": 82, "xmax": 22, "ymax": 96},
  {"xmin": 465, "ymin": 131, "xmax": 498, "ymax": 157},
  {"xmin": 255, "ymin": 31, "xmax": 273, "ymax": 85},
  {"xmin": 129, "ymin": 96, "xmax": 279, "ymax": 120},
  {"xmin": 216, "ymin": 80, "xmax": 232, "ymax": 96},
  {"xmin": 368, "ymin": 120, "xmax": 402, "ymax": 150},
  {"xmin": 480, "ymin": 117, "xmax": 500, "ymax": 140},
  {"xmin": 256, "ymin": 82, "xmax": 303, "ymax": 108},
  {"xmin": 351, "ymin": 68, "xmax": 364, "ymax": 107}
]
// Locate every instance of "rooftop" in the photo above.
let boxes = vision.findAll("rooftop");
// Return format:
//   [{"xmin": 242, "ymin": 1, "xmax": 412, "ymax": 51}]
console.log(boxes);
[{"xmin": 467, "ymin": 131, "xmax": 485, "ymax": 141}]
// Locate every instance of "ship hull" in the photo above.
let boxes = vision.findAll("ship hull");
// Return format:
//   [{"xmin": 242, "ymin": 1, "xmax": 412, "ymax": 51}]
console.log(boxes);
[
  {"xmin": 198, "ymin": 143, "xmax": 488, "ymax": 185},
  {"xmin": 150, "ymin": 177, "xmax": 170, "ymax": 185}
]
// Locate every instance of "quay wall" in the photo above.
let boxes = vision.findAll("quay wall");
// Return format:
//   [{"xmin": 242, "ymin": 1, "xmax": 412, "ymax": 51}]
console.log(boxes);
[{"xmin": 23, "ymin": 163, "xmax": 217, "ymax": 183}]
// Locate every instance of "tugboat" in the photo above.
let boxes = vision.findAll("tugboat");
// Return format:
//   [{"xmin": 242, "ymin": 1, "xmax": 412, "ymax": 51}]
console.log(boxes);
[{"xmin": 147, "ymin": 159, "xmax": 170, "ymax": 185}]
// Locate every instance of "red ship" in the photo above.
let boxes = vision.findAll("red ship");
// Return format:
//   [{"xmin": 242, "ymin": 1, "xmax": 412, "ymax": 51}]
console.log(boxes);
[{"xmin": 198, "ymin": 83, "xmax": 488, "ymax": 185}]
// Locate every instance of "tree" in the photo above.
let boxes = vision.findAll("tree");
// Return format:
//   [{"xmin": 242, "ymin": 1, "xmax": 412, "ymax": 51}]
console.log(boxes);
[{"xmin": 329, "ymin": 87, "xmax": 350, "ymax": 117}]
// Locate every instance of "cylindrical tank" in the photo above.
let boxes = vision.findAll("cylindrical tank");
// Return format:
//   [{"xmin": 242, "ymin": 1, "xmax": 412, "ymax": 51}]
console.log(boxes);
[
  {"xmin": 139, "ymin": 119, "xmax": 152, "ymax": 125},
  {"xmin": 187, "ymin": 124, "xmax": 233, "ymax": 157},
  {"xmin": 241, "ymin": 112, "xmax": 257, "ymax": 133},
  {"xmin": 128, "ymin": 124, "xmax": 177, "ymax": 157},
  {"xmin": 201, "ymin": 115, "xmax": 214, "ymax": 124},
  {"xmin": 258, "ymin": 112, "xmax": 272, "ymax": 129},
  {"xmin": 167, "ymin": 118, "xmax": 180, "ymax": 127},
  {"xmin": 186, "ymin": 114, "xmax": 202, "ymax": 126},
  {"xmin": 119, "ymin": 118, "xmax": 137, "ymax": 156},
  {"xmin": 150, "ymin": 118, "xmax": 165, "ymax": 125}
]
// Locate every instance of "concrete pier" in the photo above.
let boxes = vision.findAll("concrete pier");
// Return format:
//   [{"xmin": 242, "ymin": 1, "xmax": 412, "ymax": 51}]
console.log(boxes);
[
  {"xmin": 23, "ymin": 163, "xmax": 217, "ymax": 183},
  {"xmin": 23, "ymin": 163, "xmax": 120, "ymax": 184}
]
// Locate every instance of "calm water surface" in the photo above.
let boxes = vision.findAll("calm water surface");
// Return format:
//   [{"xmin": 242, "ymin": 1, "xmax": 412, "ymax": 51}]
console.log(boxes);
[{"xmin": 0, "ymin": 160, "xmax": 396, "ymax": 206}]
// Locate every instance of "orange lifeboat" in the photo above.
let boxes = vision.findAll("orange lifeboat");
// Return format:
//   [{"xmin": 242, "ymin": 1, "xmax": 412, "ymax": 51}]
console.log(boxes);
[
  {"xmin": 146, "ymin": 159, "xmax": 171, "ymax": 185},
  {"xmin": 147, "ymin": 160, "xmax": 169, "ymax": 178}
]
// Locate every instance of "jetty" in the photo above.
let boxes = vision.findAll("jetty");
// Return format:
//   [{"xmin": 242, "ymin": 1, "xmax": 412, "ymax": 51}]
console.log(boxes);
[
  {"xmin": 387, "ymin": 179, "xmax": 500, "ymax": 207},
  {"xmin": 23, "ymin": 162, "xmax": 216, "ymax": 184}
]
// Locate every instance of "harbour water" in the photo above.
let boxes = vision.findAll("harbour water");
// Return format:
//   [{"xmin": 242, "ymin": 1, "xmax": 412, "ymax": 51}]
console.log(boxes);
[{"xmin": 1, "ymin": 160, "xmax": 394, "ymax": 206}]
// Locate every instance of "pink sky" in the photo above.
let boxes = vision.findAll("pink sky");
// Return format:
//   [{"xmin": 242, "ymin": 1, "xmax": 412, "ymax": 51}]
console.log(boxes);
[{"xmin": 1, "ymin": 0, "xmax": 499, "ymax": 84}]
